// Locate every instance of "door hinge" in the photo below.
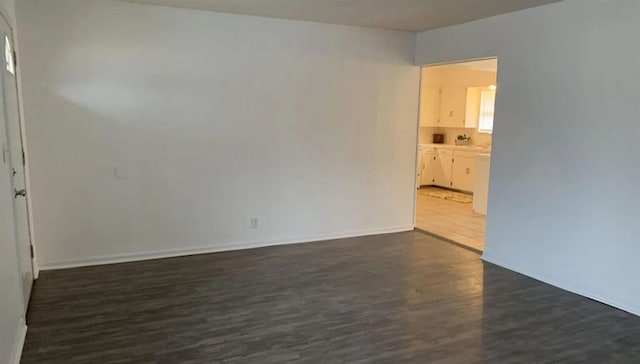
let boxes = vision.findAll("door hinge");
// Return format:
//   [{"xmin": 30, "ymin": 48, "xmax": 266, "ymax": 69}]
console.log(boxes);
[
  {"xmin": 30, "ymin": 245, "xmax": 34, "ymax": 258},
  {"xmin": 13, "ymin": 50, "xmax": 17, "ymax": 68},
  {"xmin": 21, "ymin": 148, "xmax": 25, "ymax": 165}
]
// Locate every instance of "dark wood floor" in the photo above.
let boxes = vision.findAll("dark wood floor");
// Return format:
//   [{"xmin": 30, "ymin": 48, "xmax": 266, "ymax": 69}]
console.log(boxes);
[{"xmin": 23, "ymin": 231, "xmax": 640, "ymax": 363}]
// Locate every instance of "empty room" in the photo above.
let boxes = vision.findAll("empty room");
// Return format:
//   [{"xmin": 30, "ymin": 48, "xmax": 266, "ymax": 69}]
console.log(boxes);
[{"xmin": 2, "ymin": 0, "xmax": 640, "ymax": 363}]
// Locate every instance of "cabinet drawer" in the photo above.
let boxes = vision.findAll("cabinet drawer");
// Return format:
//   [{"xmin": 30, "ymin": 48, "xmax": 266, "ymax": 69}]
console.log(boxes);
[{"xmin": 436, "ymin": 148, "xmax": 454, "ymax": 156}]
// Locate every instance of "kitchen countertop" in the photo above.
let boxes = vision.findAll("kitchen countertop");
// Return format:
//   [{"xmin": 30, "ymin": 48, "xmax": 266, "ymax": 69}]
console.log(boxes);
[
  {"xmin": 419, "ymin": 143, "xmax": 492, "ymax": 152},
  {"xmin": 474, "ymin": 153, "xmax": 491, "ymax": 158}
]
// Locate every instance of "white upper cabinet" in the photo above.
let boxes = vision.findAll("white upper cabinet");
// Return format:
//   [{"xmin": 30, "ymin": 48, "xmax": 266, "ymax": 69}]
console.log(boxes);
[
  {"xmin": 419, "ymin": 67, "xmax": 443, "ymax": 127},
  {"xmin": 419, "ymin": 86, "xmax": 441, "ymax": 127},
  {"xmin": 438, "ymin": 87, "xmax": 468, "ymax": 128},
  {"xmin": 419, "ymin": 66, "xmax": 496, "ymax": 129},
  {"xmin": 438, "ymin": 86, "xmax": 484, "ymax": 129}
]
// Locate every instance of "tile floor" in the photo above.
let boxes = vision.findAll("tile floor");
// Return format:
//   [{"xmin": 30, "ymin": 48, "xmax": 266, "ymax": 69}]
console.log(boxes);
[{"xmin": 415, "ymin": 187, "xmax": 486, "ymax": 251}]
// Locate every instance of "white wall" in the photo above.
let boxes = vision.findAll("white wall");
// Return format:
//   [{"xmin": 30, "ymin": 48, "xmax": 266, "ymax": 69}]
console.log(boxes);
[
  {"xmin": 0, "ymin": 0, "xmax": 14, "ymax": 27},
  {"xmin": 18, "ymin": 0, "xmax": 420, "ymax": 268},
  {"xmin": 0, "ymin": 2, "xmax": 27, "ymax": 364},
  {"xmin": 416, "ymin": 0, "xmax": 640, "ymax": 315}
]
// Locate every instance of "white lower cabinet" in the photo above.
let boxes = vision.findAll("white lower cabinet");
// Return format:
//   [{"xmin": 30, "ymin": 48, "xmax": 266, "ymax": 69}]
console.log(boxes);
[
  {"xmin": 451, "ymin": 152, "xmax": 475, "ymax": 192},
  {"xmin": 418, "ymin": 147, "xmax": 483, "ymax": 193},
  {"xmin": 421, "ymin": 149, "xmax": 435, "ymax": 186},
  {"xmin": 433, "ymin": 149, "xmax": 453, "ymax": 188},
  {"xmin": 424, "ymin": 152, "xmax": 438, "ymax": 186}
]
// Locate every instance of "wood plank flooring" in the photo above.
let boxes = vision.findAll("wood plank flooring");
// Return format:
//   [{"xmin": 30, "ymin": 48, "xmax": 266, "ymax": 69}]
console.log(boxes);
[
  {"xmin": 416, "ymin": 187, "xmax": 486, "ymax": 251},
  {"xmin": 22, "ymin": 231, "xmax": 640, "ymax": 363}
]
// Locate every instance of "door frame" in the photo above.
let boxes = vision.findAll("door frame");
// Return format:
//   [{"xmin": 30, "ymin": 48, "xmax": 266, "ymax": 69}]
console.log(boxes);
[
  {"xmin": 411, "ymin": 66, "xmax": 424, "ymax": 228},
  {"xmin": 413, "ymin": 56, "xmax": 499, "ymax": 244}
]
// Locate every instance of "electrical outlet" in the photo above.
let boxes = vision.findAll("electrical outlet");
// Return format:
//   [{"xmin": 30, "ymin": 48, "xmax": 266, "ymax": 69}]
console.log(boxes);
[{"xmin": 250, "ymin": 217, "xmax": 259, "ymax": 229}]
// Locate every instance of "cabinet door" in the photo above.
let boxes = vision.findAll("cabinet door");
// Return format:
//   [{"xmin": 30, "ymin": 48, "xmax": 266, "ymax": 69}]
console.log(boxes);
[
  {"xmin": 464, "ymin": 87, "xmax": 481, "ymax": 128},
  {"xmin": 451, "ymin": 156, "xmax": 475, "ymax": 192},
  {"xmin": 439, "ymin": 87, "xmax": 467, "ymax": 127},
  {"xmin": 433, "ymin": 151, "xmax": 453, "ymax": 187},
  {"xmin": 421, "ymin": 150, "xmax": 435, "ymax": 185},
  {"xmin": 419, "ymin": 87, "xmax": 441, "ymax": 127}
]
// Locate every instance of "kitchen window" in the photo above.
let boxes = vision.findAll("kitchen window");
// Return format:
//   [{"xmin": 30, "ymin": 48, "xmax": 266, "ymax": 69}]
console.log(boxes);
[{"xmin": 478, "ymin": 89, "xmax": 495, "ymax": 133}]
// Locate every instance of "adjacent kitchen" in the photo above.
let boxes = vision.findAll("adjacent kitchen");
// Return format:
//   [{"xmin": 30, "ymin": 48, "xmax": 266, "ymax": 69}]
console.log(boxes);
[{"xmin": 415, "ymin": 59, "xmax": 497, "ymax": 252}]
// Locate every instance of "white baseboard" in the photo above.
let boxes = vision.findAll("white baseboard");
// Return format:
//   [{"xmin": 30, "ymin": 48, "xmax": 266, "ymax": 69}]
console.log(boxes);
[
  {"xmin": 482, "ymin": 252, "xmax": 640, "ymax": 318},
  {"xmin": 10, "ymin": 321, "xmax": 27, "ymax": 364},
  {"xmin": 33, "ymin": 260, "xmax": 39, "ymax": 279},
  {"xmin": 40, "ymin": 225, "xmax": 415, "ymax": 270}
]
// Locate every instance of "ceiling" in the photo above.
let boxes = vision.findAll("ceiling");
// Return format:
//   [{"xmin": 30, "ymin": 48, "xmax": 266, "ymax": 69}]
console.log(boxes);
[{"xmin": 121, "ymin": 0, "xmax": 562, "ymax": 32}]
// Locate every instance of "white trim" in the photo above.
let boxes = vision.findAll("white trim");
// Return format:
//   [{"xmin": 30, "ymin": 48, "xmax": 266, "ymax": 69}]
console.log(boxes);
[
  {"xmin": 40, "ymin": 225, "xmax": 415, "ymax": 270},
  {"xmin": 481, "ymin": 252, "xmax": 640, "ymax": 318},
  {"xmin": 33, "ymin": 260, "xmax": 39, "ymax": 279},
  {"xmin": 10, "ymin": 321, "xmax": 27, "ymax": 364},
  {"xmin": 412, "ymin": 66, "xmax": 423, "ymax": 227}
]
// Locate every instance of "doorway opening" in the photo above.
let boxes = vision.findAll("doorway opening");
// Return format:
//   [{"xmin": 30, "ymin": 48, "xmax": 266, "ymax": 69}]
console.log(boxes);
[{"xmin": 414, "ymin": 58, "xmax": 497, "ymax": 252}]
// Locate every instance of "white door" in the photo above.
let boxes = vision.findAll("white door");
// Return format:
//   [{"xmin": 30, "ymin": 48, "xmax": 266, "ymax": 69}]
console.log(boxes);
[{"xmin": 0, "ymin": 19, "xmax": 33, "ymax": 310}]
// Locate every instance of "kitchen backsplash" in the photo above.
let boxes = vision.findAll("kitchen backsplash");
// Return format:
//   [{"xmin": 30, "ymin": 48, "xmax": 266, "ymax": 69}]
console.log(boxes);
[{"xmin": 419, "ymin": 127, "xmax": 492, "ymax": 146}]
